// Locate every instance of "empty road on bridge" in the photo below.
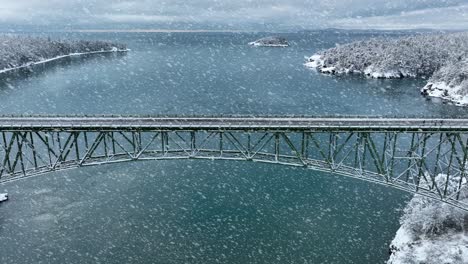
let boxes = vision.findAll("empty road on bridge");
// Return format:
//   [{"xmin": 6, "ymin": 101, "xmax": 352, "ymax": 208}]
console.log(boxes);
[{"xmin": 0, "ymin": 116, "xmax": 466, "ymax": 131}]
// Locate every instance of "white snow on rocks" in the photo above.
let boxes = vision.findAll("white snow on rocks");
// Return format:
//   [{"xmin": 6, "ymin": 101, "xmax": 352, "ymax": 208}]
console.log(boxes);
[
  {"xmin": 0, "ymin": 193, "xmax": 8, "ymax": 202},
  {"xmin": 388, "ymin": 174, "xmax": 468, "ymax": 264},
  {"xmin": 421, "ymin": 82, "xmax": 468, "ymax": 106},
  {"xmin": 421, "ymin": 59, "xmax": 468, "ymax": 106},
  {"xmin": 389, "ymin": 230, "xmax": 468, "ymax": 264},
  {"xmin": 304, "ymin": 54, "xmax": 324, "ymax": 68},
  {"xmin": 305, "ymin": 32, "xmax": 468, "ymax": 105}
]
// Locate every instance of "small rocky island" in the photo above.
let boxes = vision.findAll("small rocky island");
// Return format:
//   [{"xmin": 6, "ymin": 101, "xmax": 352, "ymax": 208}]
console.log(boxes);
[
  {"xmin": 248, "ymin": 36, "xmax": 289, "ymax": 47},
  {"xmin": 305, "ymin": 32, "xmax": 468, "ymax": 106},
  {"xmin": 0, "ymin": 193, "xmax": 7, "ymax": 202},
  {"xmin": 0, "ymin": 35, "xmax": 128, "ymax": 74}
]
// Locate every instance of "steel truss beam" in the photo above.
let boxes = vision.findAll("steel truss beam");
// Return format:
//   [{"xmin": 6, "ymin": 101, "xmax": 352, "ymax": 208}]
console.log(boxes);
[{"xmin": 0, "ymin": 128, "xmax": 467, "ymax": 210}]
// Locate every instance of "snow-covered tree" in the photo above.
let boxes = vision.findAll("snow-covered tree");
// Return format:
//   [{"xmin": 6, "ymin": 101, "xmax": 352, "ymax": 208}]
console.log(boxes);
[
  {"xmin": 0, "ymin": 35, "xmax": 127, "ymax": 72},
  {"xmin": 305, "ymin": 32, "xmax": 468, "ymax": 105},
  {"xmin": 388, "ymin": 174, "xmax": 468, "ymax": 264}
]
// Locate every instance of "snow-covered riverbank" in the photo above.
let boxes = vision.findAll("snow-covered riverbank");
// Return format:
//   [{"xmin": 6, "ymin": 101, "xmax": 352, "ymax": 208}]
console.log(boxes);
[
  {"xmin": 388, "ymin": 174, "xmax": 468, "ymax": 263},
  {"xmin": 0, "ymin": 48, "xmax": 129, "ymax": 74},
  {"xmin": 0, "ymin": 36, "xmax": 128, "ymax": 74},
  {"xmin": 305, "ymin": 33, "xmax": 468, "ymax": 105}
]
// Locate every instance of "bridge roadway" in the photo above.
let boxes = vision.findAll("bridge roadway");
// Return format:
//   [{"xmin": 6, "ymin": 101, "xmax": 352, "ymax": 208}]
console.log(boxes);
[{"xmin": 0, "ymin": 116, "xmax": 466, "ymax": 131}]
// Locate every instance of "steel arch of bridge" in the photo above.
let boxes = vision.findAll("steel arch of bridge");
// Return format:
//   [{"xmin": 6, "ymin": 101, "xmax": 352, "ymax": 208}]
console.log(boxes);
[{"xmin": 0, "ymin": 116, "xmax": 468, "ymax": 210}]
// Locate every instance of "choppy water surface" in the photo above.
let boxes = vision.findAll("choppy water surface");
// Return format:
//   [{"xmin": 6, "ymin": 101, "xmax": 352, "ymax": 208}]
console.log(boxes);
[{"xmin": 0, "ymin": 31, "xmax": 467, "ymax": 263}]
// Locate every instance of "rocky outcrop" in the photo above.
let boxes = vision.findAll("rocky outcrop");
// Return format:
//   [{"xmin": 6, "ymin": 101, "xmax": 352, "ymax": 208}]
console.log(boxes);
[
  {"xmin": 249, "ymin": 36, "xmax": 289, "ymax": 47},
  {"xmin": 0, "ymin": 193, "xmax": 7, "ymax": 202},
  {"xmin": 421, "ymin": 60, "xmax": 468, "ymax": 106}
]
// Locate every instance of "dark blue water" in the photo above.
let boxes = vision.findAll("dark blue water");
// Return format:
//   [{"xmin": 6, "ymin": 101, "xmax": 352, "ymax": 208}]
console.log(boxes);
[{"xmin": 0, "ymin": 32, "xmax": 466, "ymax": 264}]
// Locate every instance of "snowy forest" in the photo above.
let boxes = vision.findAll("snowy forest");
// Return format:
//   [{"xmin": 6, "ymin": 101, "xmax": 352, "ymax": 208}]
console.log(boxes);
[
  {"xmin": 306, "ymin": 32, "xmax": 468, "ymax": 105},
  {"xmin": 0, "ymin": 35, "xmax": 127, "ymax": 73}
]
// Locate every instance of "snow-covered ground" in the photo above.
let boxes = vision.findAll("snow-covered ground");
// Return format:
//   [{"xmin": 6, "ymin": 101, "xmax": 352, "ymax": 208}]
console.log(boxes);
[
  {"xmin": 388, "ymin": 174, "xmax": 468, "ymax": 263},
  {"xmin": 421, "ymin": 82, "xmax": 468, "ymax": 106},
  {"xmin": 0, "ymin": 35, "xmax": 128, "ymax": 74},
  {"xmin": 421, "ymin": 59, "xmax": 468, "ymax": 106},
  {"xmin": 389, "ymin": 229, "xmax": 468, "ymax": 263},
  {"xmin": 0, "ymin": 48, "xmax": 129, "ymax": 74},
  {"xmin": 0, "ymin": 193, "xmax": 7, "ymax": 202},
  {"xmin": 305, "ymin": 33, "xmax": 468, "ymax": 105}
]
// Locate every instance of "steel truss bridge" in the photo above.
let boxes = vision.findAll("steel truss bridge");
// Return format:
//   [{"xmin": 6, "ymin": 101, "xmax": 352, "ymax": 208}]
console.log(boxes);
[{"xmin": 0, "ymin": 116, "xmax": 468, "ymax": 210}]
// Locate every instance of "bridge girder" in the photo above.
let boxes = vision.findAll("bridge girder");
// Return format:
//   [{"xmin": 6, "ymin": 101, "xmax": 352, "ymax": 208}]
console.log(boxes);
[{"xmin": 0, "ymin": 127, "xmax": 467, "ymax": 210}]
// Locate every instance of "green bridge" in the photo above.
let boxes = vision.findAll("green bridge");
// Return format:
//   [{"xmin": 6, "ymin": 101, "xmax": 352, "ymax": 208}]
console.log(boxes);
[{"xmin": 0, "ymin": 116, "xmax": 467, "ymax": 210}]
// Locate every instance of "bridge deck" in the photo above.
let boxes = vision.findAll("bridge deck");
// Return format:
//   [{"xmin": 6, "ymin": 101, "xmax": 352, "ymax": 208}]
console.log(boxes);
[{"xmin": 0, "ymin": 116, "xmax": 466, "ymax": 131}]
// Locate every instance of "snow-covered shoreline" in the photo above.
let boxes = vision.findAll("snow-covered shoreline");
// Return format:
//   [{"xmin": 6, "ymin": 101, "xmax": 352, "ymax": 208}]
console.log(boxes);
[
  {"xmin": 305, "ymin": 33, "xmax": 468, "ymax": 105},
  {"xmin": 305, "ymin": 54, "xmax": 416, "ymax": 78},
  {"xmin": 421, "ymin": 82, "xmax": 468, "ymax": 106},
  {"xmin": 389, "ymin": 226, "xmax": 468, "ymax": 263},
  {"xmin": 0, "ymin": 48, "xmax": 129, "ymax": 74},
  {"xmin": 388, "ymin": 174, "xmax": 468, "ymax": 263},
  {"xmin": 0, "ymin": 35, "xmax": 128, "ymax": 76}
]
